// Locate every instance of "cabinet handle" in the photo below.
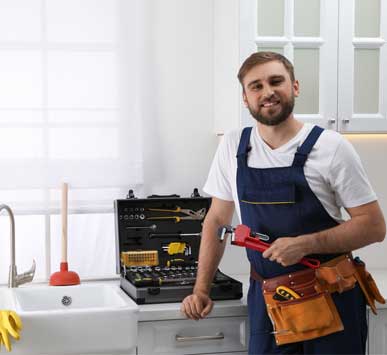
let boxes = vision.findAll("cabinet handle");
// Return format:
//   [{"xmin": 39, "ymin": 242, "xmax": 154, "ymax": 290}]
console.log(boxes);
[
  {"xmin": 175, "ymin": 332, "xmax": 225, "ymax": 342},
  {"xmin": 342, "ymin": 118, "xmax": 350, "ymax": 123},
  {"xmin": 328, "ymin": 118, "xmax": 336, "ymax": 124}
]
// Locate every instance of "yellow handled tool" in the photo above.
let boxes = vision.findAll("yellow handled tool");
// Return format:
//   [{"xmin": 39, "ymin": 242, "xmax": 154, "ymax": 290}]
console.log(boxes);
[
  {"xmin": 147, "ymin": 216, "xmax": 186, "ymax": 223},
  {"xmin": 0, "ymin": 310, "xmax": 23, "ymax": 352},
  {"xmin": 167, "ymin": 242, "xmax": 186, "ymax": 255},
  {"xmin": 275, "ymin": 286, "xmax": 301, "ymax": 301}
]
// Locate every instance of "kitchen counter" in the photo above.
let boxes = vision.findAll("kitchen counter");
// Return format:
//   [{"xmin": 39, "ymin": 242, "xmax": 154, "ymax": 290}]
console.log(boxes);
[
  {"xmin": 138, "ymin": 274, "xmax": 249, "ymax": 321},
  {"xmin": 2, "ymin": 270, "xmax": 386, "ymax": 321},
  {"xmin": 137, "ymin": 269, "xmax": 387, "ymax": 321}
]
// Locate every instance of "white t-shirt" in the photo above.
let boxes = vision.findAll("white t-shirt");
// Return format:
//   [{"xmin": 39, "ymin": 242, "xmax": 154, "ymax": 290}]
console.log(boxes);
[{"xmin": 203, "ymin": 123, "xmax": 377, "ymax": 223}]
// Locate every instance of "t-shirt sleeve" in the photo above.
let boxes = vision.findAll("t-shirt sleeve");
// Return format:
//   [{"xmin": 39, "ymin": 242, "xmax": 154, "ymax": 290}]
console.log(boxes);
[
  {"xmin": 203, "ymin": 133, "xmax": 236, "ymax": 201},
  {"xmin": 328, "ymin": 138, "xmax": 377, "ymax": 208}
]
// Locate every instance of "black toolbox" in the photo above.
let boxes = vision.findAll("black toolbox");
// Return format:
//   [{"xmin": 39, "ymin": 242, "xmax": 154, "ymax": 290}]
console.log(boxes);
[{"xmin": 114, "ymin": 189, "xmax": 243, "ymax": 304}]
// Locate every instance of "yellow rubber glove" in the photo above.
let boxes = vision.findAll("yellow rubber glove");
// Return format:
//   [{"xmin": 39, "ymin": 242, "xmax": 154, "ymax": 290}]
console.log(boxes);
[{"xmin": 0, "ymin": 310, "xmax": 23, "ymax": 352}]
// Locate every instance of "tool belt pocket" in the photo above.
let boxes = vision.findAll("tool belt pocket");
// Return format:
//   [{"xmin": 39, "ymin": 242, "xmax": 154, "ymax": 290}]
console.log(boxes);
[
  {"xmin": 353, "ymin": 257, "xmax": 385, "ymax": 315},
  {"xmin": 315, "ymin": 255, "xmax": 357, "ymax": 294},
  {"xmin": 262, "ymin": 272, "xmax": 344, "ymax": 345}
]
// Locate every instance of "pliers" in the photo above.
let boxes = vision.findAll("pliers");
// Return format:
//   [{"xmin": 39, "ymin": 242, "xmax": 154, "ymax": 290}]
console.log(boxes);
[
  {"xmin": 147, "ymin": 206, "xmax": 206, "ymax": 223},
  {"xmin": 218, "ymin": 224, "xmax": 320, "ymax": 269}
]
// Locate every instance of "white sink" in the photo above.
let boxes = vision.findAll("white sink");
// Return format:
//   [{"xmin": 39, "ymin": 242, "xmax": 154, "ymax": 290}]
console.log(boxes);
[
  {"xmin": 15, "ymin": 284, "xmax": 128, "ymax": 311},
  {"xmin": 5, "ymin": 284, "xmax": 139, "ymax": 355},
  {"xmin": 0, "ymin": 288, "xmax": 16, "ymax": 309}
]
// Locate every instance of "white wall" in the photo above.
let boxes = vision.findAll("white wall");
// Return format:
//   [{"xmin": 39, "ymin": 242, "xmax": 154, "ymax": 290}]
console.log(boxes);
[
  {"xmin": 136, "ymin": 0, "xmax": 249, "ymax": 275},
  {"xmin": 347, "ymin": 136, "xmax": 387, "ymax": 269},
  {"xmin": 140, "ymin": 0, "xmax": 217, "ymax": 196},
  {"xmin": 136, "ymin": 0, "xmax": 387, "ymax": 274}
]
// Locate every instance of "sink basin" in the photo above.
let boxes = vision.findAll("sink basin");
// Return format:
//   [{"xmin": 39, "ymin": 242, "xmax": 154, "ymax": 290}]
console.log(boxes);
[
  {"xmin": 0, "ymin": 288, "xmax": 16, "ymax": 309},
  {"xmin": 15, "ymin": 284, "xmax": 128, "ymax": 311},
  {"xmin": 7, "ymin": 284, "xmax": 139, "ymax": 355}
]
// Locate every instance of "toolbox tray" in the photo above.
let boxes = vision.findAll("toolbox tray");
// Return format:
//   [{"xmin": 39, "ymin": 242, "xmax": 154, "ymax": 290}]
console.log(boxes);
[{"xmin": 114, "ymin": 190, "xmax": 243, "ymax": 304}]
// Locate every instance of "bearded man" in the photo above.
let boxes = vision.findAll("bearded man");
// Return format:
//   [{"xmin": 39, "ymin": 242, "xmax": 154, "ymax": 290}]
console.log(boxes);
[{"xmin": 181, "ymin": 52, "xmax": 385, "ymax": 355}]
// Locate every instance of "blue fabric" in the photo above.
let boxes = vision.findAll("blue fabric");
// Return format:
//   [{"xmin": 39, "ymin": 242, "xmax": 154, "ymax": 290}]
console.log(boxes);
[{"xmin": 236, "ymin": 126, "xmax": 367, "ymax": 354}]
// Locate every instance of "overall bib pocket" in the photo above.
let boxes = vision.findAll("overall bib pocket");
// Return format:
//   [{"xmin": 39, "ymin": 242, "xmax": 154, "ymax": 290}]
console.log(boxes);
[{"xmin": 241, "ymin": 184, "xmax": 296, "ymax": 205}]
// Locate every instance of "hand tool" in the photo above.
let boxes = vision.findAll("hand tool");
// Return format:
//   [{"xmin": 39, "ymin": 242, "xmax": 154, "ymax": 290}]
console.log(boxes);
[
  {"xmin": 147, "ymin": 216, "xmax": 200, "ymax": 223},
  {"xmin": 126, "ymin": 224, "xmax": 157, "ymax": 231},
  {"xmin": 167, "ymin": 242, "xmax": 186, "ymax": 255},
  {"xmin": 218, "ymin": 225, "xmax": 269, "ymax": 242},
  {"xmin": 147, "ymin": 207, "xmax": 206, "ymax": 222},
  {"xmin": 217, "ymin": 224, "xmax": 320, "ymax": 269},
  {"xmin": 273, "ymin": 285, "xmax": 301, "ymax": 301},
  {"xmin": 161, "ymin": 242, "xmax": 190, "ymax": 255},
  {"xmin": 166, "ymin": 259, "xmax": 197, "ymax": 267},
  {"xmin": 149, "ymin": 232, "xmax": 201, "ymax": 239},
  {"xmin": 49, "ymin": 182, "xmax": 81, "ymax": 286},
  {"xmin": 148, "ymin": 206, "xmax": 206, "ymax": 217}
]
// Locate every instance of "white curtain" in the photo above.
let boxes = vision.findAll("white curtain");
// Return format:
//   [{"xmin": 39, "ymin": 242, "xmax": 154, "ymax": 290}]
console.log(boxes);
[{"xmin": 0, "ymin": 0, "xmax": 143, "ymax": 283}]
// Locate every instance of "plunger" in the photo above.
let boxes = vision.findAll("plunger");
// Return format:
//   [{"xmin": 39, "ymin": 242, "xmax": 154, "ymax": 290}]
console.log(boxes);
[{"xmin": 49, "ymin": 182, "xmax": 80, "ymax": 286}]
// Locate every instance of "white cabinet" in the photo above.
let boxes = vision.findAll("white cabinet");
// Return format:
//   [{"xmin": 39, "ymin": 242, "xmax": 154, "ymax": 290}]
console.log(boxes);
[
  {"xmin": 368, "ymin": 308, "xmax": 387, "ymax": 355},
  {"xmin": 214, "ymin": 0, "xmax": 387, "ymax": 133},
  {"xmin": 137, "ymin": 316, "xmax": 248, "ymax": 355}
]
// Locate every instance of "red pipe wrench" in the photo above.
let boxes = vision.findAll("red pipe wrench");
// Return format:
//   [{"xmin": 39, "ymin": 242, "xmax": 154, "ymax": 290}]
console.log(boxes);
[{"xmin": 218, "ymin": 224, "xmax": 320, "ymax": 269}]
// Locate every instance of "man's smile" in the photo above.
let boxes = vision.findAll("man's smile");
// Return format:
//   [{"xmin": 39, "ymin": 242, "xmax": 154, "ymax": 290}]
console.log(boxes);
[{"xmin": 261, "ymin": 99, "xmax": 280, "ymax": 109}]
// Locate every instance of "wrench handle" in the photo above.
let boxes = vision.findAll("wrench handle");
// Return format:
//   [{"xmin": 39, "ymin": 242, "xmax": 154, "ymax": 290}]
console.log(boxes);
[
  {"xmin": 299, "ymin": 257, "xmax": 320, "ymax": 269},
  {"xmin": 233, "ymin": 234, "xmax": 320, "ymax": 269}
]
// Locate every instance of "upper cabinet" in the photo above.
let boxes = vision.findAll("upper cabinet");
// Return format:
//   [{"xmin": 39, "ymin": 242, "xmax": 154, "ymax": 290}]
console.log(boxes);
[{"xmin": 214, "ymin": 0, "xmax": 387, "ymax": 133}]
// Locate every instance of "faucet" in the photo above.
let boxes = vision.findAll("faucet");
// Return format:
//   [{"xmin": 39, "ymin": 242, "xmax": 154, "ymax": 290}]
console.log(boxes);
[{"xmin": 0, "ymin": 204, "xmax": 36, "ymax": 287}]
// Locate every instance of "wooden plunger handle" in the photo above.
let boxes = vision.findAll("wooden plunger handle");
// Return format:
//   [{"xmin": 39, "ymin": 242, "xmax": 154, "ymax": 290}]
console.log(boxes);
[{"xmin": 61, "ymin": 182, "xmax": 68, "ymax": 263}]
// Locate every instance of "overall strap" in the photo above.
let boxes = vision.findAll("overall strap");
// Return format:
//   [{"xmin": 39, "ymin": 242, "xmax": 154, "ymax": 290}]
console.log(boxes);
[
  {"xmin": 236, "ymin": 127, "xmax": 253, "ymax": 167},
  {"xmin": 292, "ymin": 125, "xmax": 324, "ymax": 168}
]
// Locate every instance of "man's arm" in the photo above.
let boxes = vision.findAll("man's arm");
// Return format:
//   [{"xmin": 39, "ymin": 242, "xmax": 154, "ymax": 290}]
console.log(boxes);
[
  {"xmin": 263, "ymin": 200, "xmax": 386, "ymax": 266},
  {"xmin": 181, "ymin": 197, "xmax": 235, "ymax": 320}
]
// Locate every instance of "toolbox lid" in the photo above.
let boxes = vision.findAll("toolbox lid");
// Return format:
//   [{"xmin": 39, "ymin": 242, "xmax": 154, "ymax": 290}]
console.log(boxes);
[{"xmin": 114, "ymin": 194, "xmax": 211, "ymax": 274}]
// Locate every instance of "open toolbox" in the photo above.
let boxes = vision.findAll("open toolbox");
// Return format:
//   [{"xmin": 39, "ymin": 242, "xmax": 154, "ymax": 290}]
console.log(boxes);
[{"xmin": 114, "ymin": 189, "xmax": 243, "ymax": 304}]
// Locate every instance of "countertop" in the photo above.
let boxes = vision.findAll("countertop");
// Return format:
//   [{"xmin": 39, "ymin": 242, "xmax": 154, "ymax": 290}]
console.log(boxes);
[
  {"xmin": 137, "ymin": 274, "xmax": 249, "ymax": 322},
  {"xmin": 2, "ymin": 270, "xmax": 386, "ymax": 323},
  {"xmin": 137, "ymin": 269, "xmax": 387, "ymax": 321}
]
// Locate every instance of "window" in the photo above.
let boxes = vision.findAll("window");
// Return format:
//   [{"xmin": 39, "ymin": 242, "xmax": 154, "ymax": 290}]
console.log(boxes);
[{"xmin": 0, "ymin": 0, "xmax": 142, "ymax": 284}]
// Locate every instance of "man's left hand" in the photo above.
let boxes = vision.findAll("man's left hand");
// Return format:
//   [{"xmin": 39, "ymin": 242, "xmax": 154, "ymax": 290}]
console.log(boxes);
[{"xmin": 262, "ymin": 236, "xmax": 307, "ymax": 267}]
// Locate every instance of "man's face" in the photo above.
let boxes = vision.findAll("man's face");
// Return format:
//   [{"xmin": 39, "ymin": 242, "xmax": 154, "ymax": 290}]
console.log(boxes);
[{"xmin": 242, "ymin": 61, "xmax": 299, "ymax": 126}]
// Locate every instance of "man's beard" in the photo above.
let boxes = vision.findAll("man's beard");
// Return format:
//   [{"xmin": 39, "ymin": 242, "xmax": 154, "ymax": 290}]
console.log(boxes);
[{"xmin": 247, "ymin": 95, "xmax": 295, "ymax": 126}]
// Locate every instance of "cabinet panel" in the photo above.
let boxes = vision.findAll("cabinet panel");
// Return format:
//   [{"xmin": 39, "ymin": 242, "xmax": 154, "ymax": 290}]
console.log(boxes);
[
  {"xmin": 239, "ymin": 0, "xmax": 339, "ymax": 130},
  {"xmin": 338, "ymin": 0, "xmax": 387, "ymax": 132},
  {"xmin": 368, "ymin": 309, "xmax": 387, "ymax": 355},
  {"xmin": 236, "ymin": 0, "xmax": 387, "ymax": 133},
  {"xmin": 137, "ymin": 317, "xmax": 248, "ymax": 355}
]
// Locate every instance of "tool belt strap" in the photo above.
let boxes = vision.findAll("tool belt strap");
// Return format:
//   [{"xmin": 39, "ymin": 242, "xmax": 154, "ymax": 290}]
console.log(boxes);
[
  {"xmin": 250, "ymin": 265, "xmax": 264, "ymax": 283},
  {"xmin": 250, "ymin": 254, "xmax": 356, "ymax": 294}
]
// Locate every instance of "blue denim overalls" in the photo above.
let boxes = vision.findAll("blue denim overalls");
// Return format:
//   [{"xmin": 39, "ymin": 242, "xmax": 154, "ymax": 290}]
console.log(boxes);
[{"xmin": 236, "ymin": 126, "xmax": 367, "ymax": 354}]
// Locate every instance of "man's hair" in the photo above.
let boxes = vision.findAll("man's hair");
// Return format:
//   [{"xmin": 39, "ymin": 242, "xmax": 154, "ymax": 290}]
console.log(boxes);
[{"xmin": 237, "ymin": 51, "xmax": 295, "ymax": 87}]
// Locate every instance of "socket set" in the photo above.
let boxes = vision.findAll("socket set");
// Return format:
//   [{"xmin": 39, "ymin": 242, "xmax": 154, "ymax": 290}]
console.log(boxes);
[
  {"xmin": 123, "ymin": 265, "xmax": 231, "ymax": 288},
  {"xmin": 114, "ymin": 189, "xmax": 243, "ymax": 304}
]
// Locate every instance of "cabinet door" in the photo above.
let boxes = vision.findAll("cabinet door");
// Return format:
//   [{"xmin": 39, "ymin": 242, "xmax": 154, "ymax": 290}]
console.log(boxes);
[
  {"xmin": 368, "ymin": 308, "xmax": 387, "ymax": 355},
  {"xmin": 240, "ymin": 0, "xmax": 339, "ymax": 129},
  {"xmin": 137, "ymin": 316, "xmax": 248, "ymax": 355},
  {"xmin": 338, "ymin": 0, "xmax": 387, "ymax": 132}
]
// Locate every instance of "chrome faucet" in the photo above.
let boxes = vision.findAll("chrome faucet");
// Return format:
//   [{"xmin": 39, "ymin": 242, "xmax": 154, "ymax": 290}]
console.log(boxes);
[{"xmin": 0, "ymin": 204, "xmax": 36, "ymax": 287}]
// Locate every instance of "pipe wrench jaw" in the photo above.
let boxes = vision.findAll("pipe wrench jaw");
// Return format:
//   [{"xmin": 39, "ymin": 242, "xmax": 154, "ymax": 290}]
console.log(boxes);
[
  {"xmin": 232, "ymin": 224, "xmax": 251, "ymax": 246},
  {"xmin": 217, "ymin": 225, "xmax": 234, "ymax": 242}
]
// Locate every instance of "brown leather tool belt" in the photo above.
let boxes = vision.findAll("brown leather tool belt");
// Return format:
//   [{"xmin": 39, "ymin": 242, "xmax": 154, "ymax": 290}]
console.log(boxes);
[{"xmin": 250, "ymin": 254, "xmax": 385, "ymax": 345}]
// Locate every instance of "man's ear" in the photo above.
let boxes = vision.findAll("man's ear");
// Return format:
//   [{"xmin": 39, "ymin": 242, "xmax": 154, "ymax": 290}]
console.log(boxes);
[{"xmin": 293, "ymin": 80, "xmax": 300, "ymax": 97}]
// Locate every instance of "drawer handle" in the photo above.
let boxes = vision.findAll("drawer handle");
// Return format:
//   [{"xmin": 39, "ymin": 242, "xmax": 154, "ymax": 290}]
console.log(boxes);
[{"xmin": 175, "ymin": 332, "xmax": 225, "ymax": 342}]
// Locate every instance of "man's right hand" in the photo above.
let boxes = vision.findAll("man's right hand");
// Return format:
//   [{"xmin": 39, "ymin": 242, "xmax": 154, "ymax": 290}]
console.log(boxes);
[{"xmin": 180, "ymin": 292, "xmax": 214, "ymax": 320}]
